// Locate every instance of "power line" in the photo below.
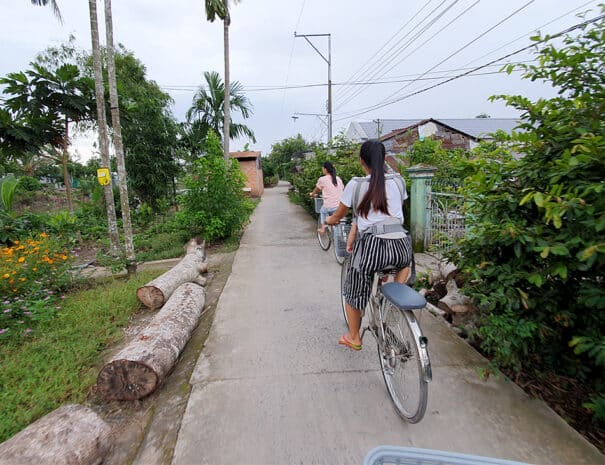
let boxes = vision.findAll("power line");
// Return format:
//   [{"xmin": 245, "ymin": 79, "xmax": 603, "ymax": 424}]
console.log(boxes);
[
  {"xmin": 333, "ymin": 0, "xmax": 436, "ymax": 101},
  {"xmin": 280, "ymin": 0, "xmax": 306, "ymax": 116},
  {"xmin": 334, "ymin": 11, "xmax": 605, "ymax": 121},
  {"xmin": 461, "ymin": 0, "xmax": 597, "ymax": 67},
  {"xmin": 336, "ymin": 0, "xmax": 481, "ymax": 111},
  {"xmin": 341, "ymin": 0, "xmax": 537, "ymax": 116},
  {"xmin": 336, "ymin": 0, "xmax": 460, "ymax": 105},
  {"xmin": 159, "ymin": 61, "xmax": 532, "ymax": 93}
]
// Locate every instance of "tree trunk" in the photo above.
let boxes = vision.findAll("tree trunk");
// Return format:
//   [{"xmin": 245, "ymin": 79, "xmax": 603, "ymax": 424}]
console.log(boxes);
[
  {"xmin": 97, "ymin": 282, "xmax": 206, "ymax": 400},
  {"xmin": 62, "ymin": 119, "xmax": 74, "ymax": 213},
  {"xmin": 104, "ymin": 0, "xmax": 136, "ymax": 269},
  {"xmin": 222, "ymin": 7, "xmax": 231, "ymax": 163},
  {"xmin": 0, "ymin": 404, "xmax": 111, "ymax": 465},
  {"xmin": 136, "ymin": 238, "xmax": 208, "ymax": 310},
  {"xmin": 88, "ymin": 0, "xmax": 121, "ymax": 257}
]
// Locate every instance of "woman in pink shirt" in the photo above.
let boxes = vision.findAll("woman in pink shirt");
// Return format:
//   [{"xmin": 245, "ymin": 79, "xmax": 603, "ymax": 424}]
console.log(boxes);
[{"xmin": 309, "ymin": 161, "xmax": 344, "ymax": 234}]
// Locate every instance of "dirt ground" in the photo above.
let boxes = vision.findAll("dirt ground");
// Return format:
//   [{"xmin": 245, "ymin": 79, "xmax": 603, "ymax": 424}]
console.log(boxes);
[{"xmin": 84, "ymin": 250, "xmax": 236, "ymax": 465}]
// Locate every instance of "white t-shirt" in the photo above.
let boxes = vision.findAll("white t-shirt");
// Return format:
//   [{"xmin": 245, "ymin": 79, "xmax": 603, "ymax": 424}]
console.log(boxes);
[{"xmin": 340, "ymin": 175, "xmax": 408, "ymax": 233}]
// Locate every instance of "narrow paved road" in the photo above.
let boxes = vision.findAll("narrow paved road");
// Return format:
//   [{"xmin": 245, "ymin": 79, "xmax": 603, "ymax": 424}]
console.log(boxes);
[{"xmin": 171, "ymin": 182, "xmax": 603, "ymax": 465}]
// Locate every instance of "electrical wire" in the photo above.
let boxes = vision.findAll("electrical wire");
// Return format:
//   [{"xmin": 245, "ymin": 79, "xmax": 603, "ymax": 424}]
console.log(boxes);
[
  {"xmin": 336, "ymin": 0, "xmax": 481, "ymax": 111},
  {"xmin": 281, "ymin": 0, "xmax": 306, "ymax": 116},
  {"xmin": 336, "ymin": 0, "xmax": 459, "ymax": 105},
  {"xmin": 333, "ymin": 0, "xmax": 436, "ymax": 101},
  {"xmin": 333, "ymin": 11, "xmax": 605, "ymax": 121},
  {"xmin": 339, "ymin": 0, "xmax": 537, "ymax": 115}
]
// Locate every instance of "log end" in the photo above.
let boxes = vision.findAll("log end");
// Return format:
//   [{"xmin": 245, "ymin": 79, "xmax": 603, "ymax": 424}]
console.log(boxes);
[
  {"xmin": 97, "ymin": 359, "xmax": 159, "ymax": 401},
  {"xmin": 136, "ymin": 286, "xmax": 165, "ymax": 310}
]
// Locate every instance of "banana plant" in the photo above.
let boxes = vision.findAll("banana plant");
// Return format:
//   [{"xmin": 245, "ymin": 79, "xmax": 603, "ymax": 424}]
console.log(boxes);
[{"xmin": 0, "ymin": 175, "xmax": 19, "ymax": 216}]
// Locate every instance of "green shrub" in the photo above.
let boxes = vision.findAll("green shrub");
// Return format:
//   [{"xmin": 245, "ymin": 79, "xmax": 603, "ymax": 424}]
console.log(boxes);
[
  {"xmin": 446, "ymin": 12, "xmax": 605, "ymax": 424},
  {"xmin": 16, "ymin": 176, "xmax": 41, "ymax": 192},
  {"xmin": 178, "ymin": 131, "xmax": 254, "ymax": 242}
]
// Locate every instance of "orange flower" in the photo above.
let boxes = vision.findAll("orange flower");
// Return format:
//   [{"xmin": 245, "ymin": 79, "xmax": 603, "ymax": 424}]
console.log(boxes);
[
  {"xmin": 40, "ymin": 232, "xmax": 47, "ymax": 238},
  {"xmin": 19, "ymin": 277, "xmax": 25, "ymax": 282},
  {"xmin": 32, "ymin": 267, "xmax": 37, "ymax": 272},
  {"xmin": 2, "ymin": 273, "xmax": 9, "ymax": 279},
  {"xmin": 18, "ymin": 257, "xmax": 25, "ymax": 263}
]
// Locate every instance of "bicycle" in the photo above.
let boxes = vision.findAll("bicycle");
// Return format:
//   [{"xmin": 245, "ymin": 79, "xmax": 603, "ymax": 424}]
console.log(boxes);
[
  {"xmin": 340, "ymin": 238, "xmax": 432, "ymax": 423},
  {"xmin": 314, "ymin": 196, "xmax": 349, "ymax": 265}
]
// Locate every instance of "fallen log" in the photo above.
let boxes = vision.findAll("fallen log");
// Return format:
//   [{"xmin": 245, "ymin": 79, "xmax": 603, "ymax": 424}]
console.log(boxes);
[
  {"xmin": 97, "ymin": 282, "xmax": 206, "ymax": 401},
  {"xmin": 137, "ymin": 238, "xmax": 208, "ymax": 309},
  {"xmin": 0, "ymin": 404, "xmax": 111, "ymax": 465}
]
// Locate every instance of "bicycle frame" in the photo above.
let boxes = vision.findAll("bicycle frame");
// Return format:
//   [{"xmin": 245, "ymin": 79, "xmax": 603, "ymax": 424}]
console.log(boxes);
[{"xmin": 363, "ymin": 272, "xmax": 432, "ymax": 383}]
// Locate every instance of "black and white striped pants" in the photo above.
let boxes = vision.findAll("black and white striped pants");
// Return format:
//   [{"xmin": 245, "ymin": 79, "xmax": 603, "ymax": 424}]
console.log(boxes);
[{"xmin": 343, "ymin": 233, "xmax": 413, "ymax": 311}]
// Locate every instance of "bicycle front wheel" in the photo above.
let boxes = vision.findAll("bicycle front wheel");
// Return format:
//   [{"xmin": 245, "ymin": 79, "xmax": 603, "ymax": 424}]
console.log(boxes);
[
  {"xmin": 378, "ymin": 300, "xmax": 429, "ymax": 423},
  {"xmin": 340, "ymin": 255, "xmax": 350, "ymax": 327},
  {"xmin": 317, "ymin": 216, "xmax": 331, "ymax": 250}
]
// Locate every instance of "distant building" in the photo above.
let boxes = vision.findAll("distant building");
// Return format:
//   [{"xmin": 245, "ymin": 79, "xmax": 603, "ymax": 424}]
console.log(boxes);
[
  {"xmin": 345, "ymin": 118, "xmax": 520, "ymax": 145},
  {"xmin": 230, "ymin": 151, "xmax": 264, "ymax": 197}
]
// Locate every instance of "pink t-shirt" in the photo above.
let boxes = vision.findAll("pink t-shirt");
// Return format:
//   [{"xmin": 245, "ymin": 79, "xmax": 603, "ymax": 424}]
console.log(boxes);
[{"xmin": 317, "ymin": 175, "xmax": 344, "ymax": 209}]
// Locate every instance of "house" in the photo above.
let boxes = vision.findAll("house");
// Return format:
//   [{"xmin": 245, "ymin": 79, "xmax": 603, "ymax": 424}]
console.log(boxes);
[
  {"xmin": 230, "ymin": 151, "xmax": 264, "ymax": 197},
  {"xmin": 345, "ymin": 118, "xmax": 520, "ymax": 144},
  {"xmin": 380, "ymin": 118, "xmax": 479, "ymax": 154}
]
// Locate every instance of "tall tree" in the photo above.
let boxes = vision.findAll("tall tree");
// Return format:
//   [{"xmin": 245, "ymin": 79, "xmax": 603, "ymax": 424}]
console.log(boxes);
[
  {"xmin": 30, "ymin": 0, "xmax": 63, "ymax": 22},
  {"xmin": 107, "ymin": 48, "xmax": 181, "ymax": 209},
  {"xmin": 0, "ymin": 63, "xmax": 94, "ymax": 212},
  {"xmin": 103, "ymin": 0, "xmax": 135, "ymax": 266},
  {"xmin": 204, "ymin": 0, "xmax": 239, "ymax": 162},
  {"xmin": 185, "ymin": 70, "xmax": 255, "ymax": 155},
  {"xmin": 88, "ymin": 0, "xmax": 121, "ymax": 256}
]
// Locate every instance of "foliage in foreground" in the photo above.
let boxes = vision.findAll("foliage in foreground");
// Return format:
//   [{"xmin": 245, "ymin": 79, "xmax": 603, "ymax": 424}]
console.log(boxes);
[
  {"xmin": 447, "ymin": 12, "xmax": 605, "ymax": 423},
  {"xmin": 178, "ymin": 131, "xmax": 254, "ymax": 242},
  {"xmin": 0, "ymin": 269, "xmax": 163, "ymax": 442}
]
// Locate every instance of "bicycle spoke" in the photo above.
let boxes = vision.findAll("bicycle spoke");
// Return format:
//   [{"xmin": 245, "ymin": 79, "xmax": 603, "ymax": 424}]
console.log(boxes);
[{"xmin": 377, "ymin": 301, "xmax": 428, "ymax": 423}]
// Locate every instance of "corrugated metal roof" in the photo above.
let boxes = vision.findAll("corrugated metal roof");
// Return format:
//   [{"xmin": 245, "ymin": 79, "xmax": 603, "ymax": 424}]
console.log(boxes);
[
  {"xmin": 437, "ymin": 118, "xmax": 520, "ymax": 138},
  {"xmin": 353, "ymin": 118, "xmax": 520, "ymax": 140}
]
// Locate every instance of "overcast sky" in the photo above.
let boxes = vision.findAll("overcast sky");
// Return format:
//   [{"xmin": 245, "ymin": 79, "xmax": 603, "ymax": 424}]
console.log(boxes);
[{"xmin": 0, "ymin": 0, "xmax": 599, "ymax": 159}]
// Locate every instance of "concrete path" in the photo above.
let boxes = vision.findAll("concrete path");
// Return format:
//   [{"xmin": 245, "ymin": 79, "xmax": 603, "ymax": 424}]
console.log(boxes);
[{"xmin": 171, "ymin": 182, "xmax": 603, "ymax": 465}]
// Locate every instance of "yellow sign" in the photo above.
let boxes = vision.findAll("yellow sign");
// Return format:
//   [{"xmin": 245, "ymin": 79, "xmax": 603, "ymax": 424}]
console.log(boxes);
[{"xmin": 97, "ymin": 168, "xmax": 110, "ymax": 186}]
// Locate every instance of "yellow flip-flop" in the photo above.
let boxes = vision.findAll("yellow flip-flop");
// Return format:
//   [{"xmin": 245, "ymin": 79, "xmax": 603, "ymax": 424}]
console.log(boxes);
[{"xmin": 338, "ymin": 335, "xmax": 362, "ymax": 351}]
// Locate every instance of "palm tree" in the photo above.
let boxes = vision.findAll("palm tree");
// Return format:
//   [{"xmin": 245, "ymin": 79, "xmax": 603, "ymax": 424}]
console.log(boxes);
[
  {"xmin": 104, "ymin": 0, "xmax": 135, "ymax": 267},
  {"xmin": 204, "ymin": 0, "xmax": 239, "ymax": 162},
  {"xmin": 30, "ymin": 0, "xmax": 63, "ymax": 22},
  {"xmin": 186, "ymin": 70, "xmax": 255, "ymax": 153},
  {"xmin": 88, "ymin": 0, "xmax": 121, "ymax": 256}
]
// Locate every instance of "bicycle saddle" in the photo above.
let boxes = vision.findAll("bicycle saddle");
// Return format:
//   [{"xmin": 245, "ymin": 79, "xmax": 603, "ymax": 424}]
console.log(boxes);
[{"xmin": 381, "ymin": 283, "xmax": 426, "ymax": 310}]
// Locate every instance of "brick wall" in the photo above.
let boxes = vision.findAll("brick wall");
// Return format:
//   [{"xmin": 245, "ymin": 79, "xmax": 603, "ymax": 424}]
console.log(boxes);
[{"xmin": 237, "ymin": 159, "xmax": 264, "ymax": 197}]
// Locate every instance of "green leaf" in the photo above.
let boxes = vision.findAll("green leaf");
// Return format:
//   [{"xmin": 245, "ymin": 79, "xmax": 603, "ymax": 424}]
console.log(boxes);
[
  {"xmin": 534, "ymin": 192, "xmax": 545, "ymax": 207},
  {"xmin": 527, "ymin": 274, "xmax": 543, "ymax": 287}
]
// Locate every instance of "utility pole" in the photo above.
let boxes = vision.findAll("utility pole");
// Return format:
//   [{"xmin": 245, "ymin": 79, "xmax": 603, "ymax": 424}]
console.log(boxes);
[
  {"xmin": 292, "ymin": 112, "xmax": 329, "ymax": 144},
  {"xmin": 373, "ymin": 118, "xmax": 382, "ymax": 139},
  {"xmin": 294, "ymin": 32, "xmax": 332, "ymax": 144}
]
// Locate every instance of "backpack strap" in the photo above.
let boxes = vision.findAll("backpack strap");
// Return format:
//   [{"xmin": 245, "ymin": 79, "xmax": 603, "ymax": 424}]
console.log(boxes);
[{"xmin": 351, "ymin": 173, "xmax": 406, "ymax": 219}]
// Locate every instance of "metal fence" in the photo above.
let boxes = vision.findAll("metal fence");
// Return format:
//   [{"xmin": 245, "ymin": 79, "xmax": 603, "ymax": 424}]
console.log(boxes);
[{"xmin": 425, "ymin": 183, "xmax": 465, "ymax": 253}]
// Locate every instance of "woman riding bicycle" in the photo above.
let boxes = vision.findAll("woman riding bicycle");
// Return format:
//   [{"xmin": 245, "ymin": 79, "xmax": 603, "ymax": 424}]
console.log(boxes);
[
  {"xmin": 326, "ymin": 140, "xmax": 412, "ymax": 351},
  {"xmin": 309, "ymin": 161, "xmax": 344, "ymax": 234}
]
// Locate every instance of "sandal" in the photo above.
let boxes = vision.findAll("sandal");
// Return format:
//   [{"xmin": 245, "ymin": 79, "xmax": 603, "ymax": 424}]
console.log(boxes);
[{"xmin": 338, "ymin": 334, "xmax": 362, "ymax": 351}]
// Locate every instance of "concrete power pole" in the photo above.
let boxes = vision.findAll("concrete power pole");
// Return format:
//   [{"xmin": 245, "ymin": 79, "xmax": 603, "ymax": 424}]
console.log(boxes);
[{"xmin": 294, "ymin": 32, "xmax": 332, "ymax": 144}]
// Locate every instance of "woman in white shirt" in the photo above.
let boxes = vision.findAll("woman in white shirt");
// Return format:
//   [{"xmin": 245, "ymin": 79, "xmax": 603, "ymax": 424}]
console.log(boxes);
[{"xmin": 326, "ymin": 140, "xmax": 412, "ymax": 351}]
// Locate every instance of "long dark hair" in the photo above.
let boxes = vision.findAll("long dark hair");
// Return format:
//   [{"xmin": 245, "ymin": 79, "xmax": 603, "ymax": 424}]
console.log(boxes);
[
  {"xmin": 323, "ymin": 161, "xmax": 338, "ymax": 186},
  {"xmin": 357, "ymin": 140, "xmax": 388, "ymax": 218}
]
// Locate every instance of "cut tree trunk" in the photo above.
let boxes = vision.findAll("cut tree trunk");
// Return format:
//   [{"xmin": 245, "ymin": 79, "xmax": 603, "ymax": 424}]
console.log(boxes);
[
  {"xmin": 97, "ymin": 282, "xmax": 206, "ymax": 401},
  {"xmin": 137, "ymin": 238, "xmax": 208, "ymax": 310},
  {"xmin": 0, "ymin": 404, "xmax": 111, "ymax": 465}
]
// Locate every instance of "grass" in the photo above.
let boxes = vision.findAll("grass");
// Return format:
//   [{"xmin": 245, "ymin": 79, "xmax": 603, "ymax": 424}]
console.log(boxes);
[{"xmin": 0, "ymin": 269, "xmax": 164, "ymax": 443}]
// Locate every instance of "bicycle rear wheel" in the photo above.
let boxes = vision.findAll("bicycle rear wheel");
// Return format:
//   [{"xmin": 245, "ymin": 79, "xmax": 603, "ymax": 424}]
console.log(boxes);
[
  {"xmin": 378, "ymin": 300, "xmax": 429, "ymax": 423},
  {"xmin": 340, "ymin": 255, "xmax": 350, "ymax": 326},
  {"xmin": 317, "ymin": 216, "xmax": 331, "ymax": 250}
]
